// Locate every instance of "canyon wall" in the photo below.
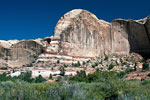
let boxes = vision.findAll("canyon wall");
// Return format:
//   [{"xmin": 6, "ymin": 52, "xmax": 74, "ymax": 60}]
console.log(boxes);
[
  {"xmin": 46, "ymin": 9, "xmax": 150, "ymax": 59},
  {"xmin": 0, "ymin": 9, "xmax": 150, "ymax": 67},
  {"xmin": 0, "ymin": 40, "xmax": 43, "ymax": 68}
]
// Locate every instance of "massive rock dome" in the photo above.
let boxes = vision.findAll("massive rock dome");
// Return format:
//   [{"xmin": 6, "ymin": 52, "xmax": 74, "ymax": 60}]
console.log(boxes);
[
  {"xmin": 52, "ymin": 9, "xmax": 150, "ymax": 58},
  {"xmin": 54, "ymin": 9, "xmax": 112, "ymax": 57}
]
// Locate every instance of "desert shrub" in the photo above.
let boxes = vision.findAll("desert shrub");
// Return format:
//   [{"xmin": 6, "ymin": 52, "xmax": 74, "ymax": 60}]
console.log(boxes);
[
  {"xmin": 53, "ymin": 63, "xmax": 57, "ymax": 67},
  {"xmin": 59, "ymin": 66, "xmax": 65, "ymax": 76},
  {"xmin": 49, "ymin": 74, "xmax": 53, "ymax": 79},
  {"xmin": 140, "ymin": 59, "xmax": 149, "ymax": 70},
  {"xmin": 104, "ymin": 55, "xmax": 109, "ymax": 61},
  {"xmin": 1, "ymin": 72, "xmax": 150, "ymax": 100},
  {"xmin": 108, "ymin": 63, "xmax": 114, "ymax": 70},
  {"xmin": 147, "ymin": 73, "xmax": 150, "ymax": 77},
  {"xmin": 122, "ymin": 62, "xmax": 127, "ymax": 66},
  {"xmin": 28, "ymin": 63, "xmax": 33, "ymax": 67},
  {"xmin": 125, "ymin": 67, "xmax": 134, "ymax": 73},
  {"xmin": 95, "ymin": 62, "xmax": 99, "ymax": 66},
  {"xmin": 143, "ymin": 62, "xmax": 149, "ymax": 70},
  {"xmin": 77, "ymin": 61, "xmax": 81, "ymax": 66},
  {"xmin": 72, "ymin": 61, "xmax": 80, "ymax": 67},
  {"xmin": 87, "ymin": 60, "xmax": 90, "ymax": 63},
  {"xmin": 57, "ymin": 60, "xmax": 60, "ymax": 64},
  {"xmin": 0, "ymin": 72, "xmax": 19, "ymax": 82},
  {"xmin": 0, "ymin": 71, "xmax": 47, "ymax": 83},
  {"xmin": 56, "ymin": 76, "xmax": 62, "ymax": 82},
  {"xmin": 91, "ymin": 64, "xmax": 96, "ymax": 68},
  {"xmin": 0, "ymin": 72, "xmax": 7, "ymax": 81},
  {"xmin": 91, "ymin": 62, "xmax": 99, "ymax": 68},
  {"xmin": 77, "ymin": 70, "xmax": 86, "ymax": 78},
  {"xmin": 35, "ymin": 75, "xmax": 46, "ymax": 83},
  {"xmin": 18, "ymin": 71, "xmax": 34, "ymax": 83},
  {"xmin": 99, "ymin": 61, "xmax": 102, "ymax": 64},
  {"xmin": 82, "ymin": 61, "xmax": 86, "ymax": 65},
  {"xmin": 69, "ymin": 71, "xmax": 120, "ymax": 83},
  {"xmin": 70, "ymin": 70, "xmax": 87, "ymax": 82},
  {"xmin": 63, "ymin": 64, "xmax": 68, "ymax": 68}
]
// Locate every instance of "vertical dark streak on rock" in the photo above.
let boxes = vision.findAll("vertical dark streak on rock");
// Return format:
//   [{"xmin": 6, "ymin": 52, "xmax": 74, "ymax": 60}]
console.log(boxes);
[
  {"xmin": 144, "ymin": 24, "xmax": 150, "ymax": 45},
  {"xmin": 109, "ymin": 24, "xmax": 113, "ymax": 53},
  {"xmin": 127, "ymin": 21, "xmax": 132, "ymax": 53},
  {"xmin": 58, "ymin": 34, "xmax": 63, "ymax": 54},
  {"xmin": 102, "ymin": 32, "xmax": 105, "ymax": 55}
]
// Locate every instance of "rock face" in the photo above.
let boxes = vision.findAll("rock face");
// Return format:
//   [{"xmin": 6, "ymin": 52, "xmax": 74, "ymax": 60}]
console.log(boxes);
[
  {"xmin": 0, "ymin": 40, "xmax": 43, "ymax": 68},
  {"xmin": 12, "ymin": 40, "xmax": 43, "ymax": 55},
  {"xmin": 43, "ymin": 9, "xmax": 150, "ymax": 62},
  {"xmin": 1, "ymin": 9, "xmax": 150, "ymax": 67},
  {"xmin": 112, "ymin": 17, "xmax": 150, "ymax": 57},
  {"xmin": 54, "ymin": 9, "xmax": 112, "ymax": 57}
]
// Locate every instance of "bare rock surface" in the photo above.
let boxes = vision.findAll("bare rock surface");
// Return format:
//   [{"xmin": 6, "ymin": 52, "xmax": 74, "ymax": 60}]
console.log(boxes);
[
  {"xmin": 54, "ymin": 9, "xmax": 111, "ymax": 57},
  {"xmin": 112, "ymin": 17, "xmax": 150, "ymax": 56},
  {"xmin": 51, "ymin": 9, "xmax": 150, "ymax": 60},
  {"xmin": 0, "ymin": 40, "xmax": 43, "ymax": 68}
]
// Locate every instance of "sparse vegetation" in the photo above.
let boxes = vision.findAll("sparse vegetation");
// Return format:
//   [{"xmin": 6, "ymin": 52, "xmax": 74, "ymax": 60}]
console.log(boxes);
[
  {"xmin": 1, "ymin": 70, "xmax": 150, "ymax": 100},
  {"xmin": 0, "ymin": 71, "xmax": 46, "ymax": 83},
  {"xmin": 35, "ymin": 75, "xmax": 46, "ymax": 83},
  {"xmin": 72, "ymin": 61, "xmax": 81, "ymax": 67}
]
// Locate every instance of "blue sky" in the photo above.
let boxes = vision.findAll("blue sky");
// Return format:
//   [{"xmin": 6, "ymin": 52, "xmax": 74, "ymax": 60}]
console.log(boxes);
[{"xmin": 0, "ymin": 0, "xmax": 150, "ymax": 40}]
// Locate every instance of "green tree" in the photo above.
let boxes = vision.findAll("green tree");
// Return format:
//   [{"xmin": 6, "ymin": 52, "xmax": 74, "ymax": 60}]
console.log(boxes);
[
  {"xmin": 57, "ymin": 60, "xmax": 60, "ymax": 64},
  {"xmin": 35, "ymin": 75, "xmax": 46, "ymax": 83},
  {"xmin": 18, "ymin": 71, "xmax": 34, "ymax": 83},
  {"xmin": 77, "ymin": 61, "xmax": 81, "ymax": 67},
  {"xmin": 104, "ymin": 55, "xmax": 109, "ymax": 61},
  {"xmin": 59, "ymin": 66, "xmax": 65, "ymax": 76},
  {"xmin": 49, "ymin": 74, "xmax": 53, "ymax": 79},
  {"xmin": 108, "ymin": 64, "xmax": 114, "ymax": 70}
]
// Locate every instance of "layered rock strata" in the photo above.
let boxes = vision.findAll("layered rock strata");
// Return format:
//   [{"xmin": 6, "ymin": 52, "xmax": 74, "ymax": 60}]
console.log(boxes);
[
  {"xmin": 38, "ymin": 9, "xmax": 150, "ymax": 64},
  {"xmin": 1, "ymin": 9, "xmax": 150, "ymax": 67}
]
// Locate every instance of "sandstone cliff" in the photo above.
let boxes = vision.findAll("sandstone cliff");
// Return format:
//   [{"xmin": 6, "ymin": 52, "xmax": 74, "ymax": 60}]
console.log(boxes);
[
  {"xmin": 0, "ymin": 40, "xmax": 43, "ymax": 68},
  {"xmin": 39, "ymin": 9, "xmax": 150, "ymax": 64},
  {"xmin": 111, "ymin": 17, "xmax": 150, "ymax": 56},
  {"xmin": 1, "ymin": 9, "xmax": 150, "ymax": 67}
]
